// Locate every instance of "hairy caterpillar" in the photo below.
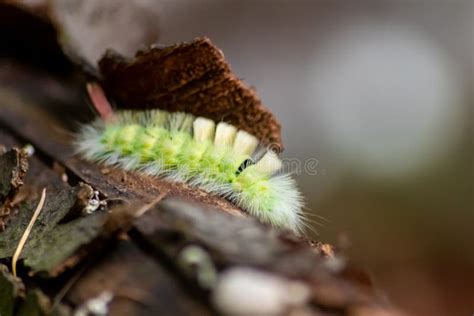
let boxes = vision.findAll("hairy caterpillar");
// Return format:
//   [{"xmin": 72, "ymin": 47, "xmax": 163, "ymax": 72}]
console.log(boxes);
[{"xmin": 76, "ymin": 88, "xmax": 304, "ymax": 233}]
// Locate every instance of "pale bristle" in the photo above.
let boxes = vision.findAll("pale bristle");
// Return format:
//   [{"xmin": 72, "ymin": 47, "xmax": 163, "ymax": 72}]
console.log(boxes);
[
  {"xmin": 181, "ymin": 114, "xmax": 195, "ymax": 133},
  {"xmin": 214, "ymin": 122, "xmax": 237, "ymax": 147},
  {"xmin": 233, "ymin": 130, "xmax": 259, "ymax": 156},
  {"xmin": 193, "ymin": 117, "xmax": 216, "ymax": 142},
  {"xmin": 169, "ymin": 112, "xmax": 195, "ymax": 132},
  {"xmin": 117, "ymin": 110, "xmax": 133, "ymax": 124},
  {"xmin": 254, "ymin": 151, "xmax": 282, "ymax": 175},
  {"xmin": 149, "ymin": 110, "xmax": 168, "ymax": 126}
]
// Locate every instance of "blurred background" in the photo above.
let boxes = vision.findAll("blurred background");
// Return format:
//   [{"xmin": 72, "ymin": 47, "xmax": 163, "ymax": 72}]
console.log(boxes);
[
  {"xmin": 1, "ymin": 0, "xmax": 473, "ymax": 315},
  {"xmin": 155, "ymin": 1, "xmax": 473, "ymax": 315}
]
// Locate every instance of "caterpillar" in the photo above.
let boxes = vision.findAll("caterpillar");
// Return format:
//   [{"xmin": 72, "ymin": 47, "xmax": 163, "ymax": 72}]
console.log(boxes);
[{"xmin": 76, "ymin": 88, "xmax": 304, "ymax": 233}]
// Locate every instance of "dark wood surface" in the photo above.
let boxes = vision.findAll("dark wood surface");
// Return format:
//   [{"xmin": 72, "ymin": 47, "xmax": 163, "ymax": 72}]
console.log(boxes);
[{"xmin": 0, "ymin": 64, "xmax": 406, "ymax": 315}]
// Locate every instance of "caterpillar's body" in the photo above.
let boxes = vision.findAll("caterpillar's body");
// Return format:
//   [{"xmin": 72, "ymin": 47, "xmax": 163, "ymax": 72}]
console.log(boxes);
[{"xmin": 76, "ymin": 110, "xmax": 303, "ymax": 232}]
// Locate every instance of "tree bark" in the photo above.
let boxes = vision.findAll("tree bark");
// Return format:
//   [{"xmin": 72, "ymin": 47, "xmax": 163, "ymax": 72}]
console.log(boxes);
[{"xmin": 0, "ymin": 62, "xmax": 406, "ymax": 316}]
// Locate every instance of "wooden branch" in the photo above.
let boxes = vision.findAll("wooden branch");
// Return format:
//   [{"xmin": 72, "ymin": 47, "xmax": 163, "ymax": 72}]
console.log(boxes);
[{"xmin": 0, "ymin": 64, "xmax": 407, "ymax": 315}]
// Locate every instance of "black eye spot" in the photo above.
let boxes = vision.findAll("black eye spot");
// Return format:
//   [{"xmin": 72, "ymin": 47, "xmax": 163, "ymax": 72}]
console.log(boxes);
[{"xmin": 236, "ymin": 158, "xmax": 254, "ymax": 175}]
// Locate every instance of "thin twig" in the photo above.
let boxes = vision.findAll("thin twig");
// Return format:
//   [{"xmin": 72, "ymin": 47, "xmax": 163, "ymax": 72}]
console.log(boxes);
[
  {"xmin": 86, "ymin": 82, "xmax": 116, "ymax": 122},
  {"xmin": 135, "ymin": 191, "xmax": 168, "ymax": 218},
  {"xmin": 12, "ymin": 188, "xmax": 47, "ymax": 277}
]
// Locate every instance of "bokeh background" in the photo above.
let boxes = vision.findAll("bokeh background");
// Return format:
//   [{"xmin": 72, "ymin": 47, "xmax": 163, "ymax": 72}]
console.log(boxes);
[
  {"xmin": 2, "ymin": 0, "xmax": 472, "ymax": 315},
  {"xmin": 155, "ymin": 1, "xmax": 473, "ymax": 315}
]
